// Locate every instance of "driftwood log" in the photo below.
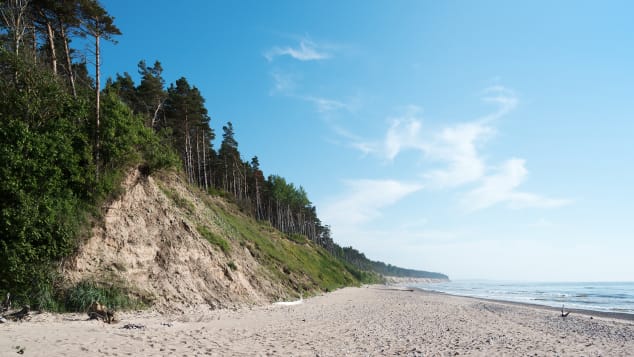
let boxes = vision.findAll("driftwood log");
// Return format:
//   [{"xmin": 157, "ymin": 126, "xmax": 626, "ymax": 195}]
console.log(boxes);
[
  {"xmin": 5, "ymin": 305, "xmax": 30, "ymax": 321},
  {"xmin": 87, "ymin": 301, "xmax": 115, "ymax": 323},
  {"xmin": 561, "ymin": 305, "xmax": 570, "ymax": 318}
]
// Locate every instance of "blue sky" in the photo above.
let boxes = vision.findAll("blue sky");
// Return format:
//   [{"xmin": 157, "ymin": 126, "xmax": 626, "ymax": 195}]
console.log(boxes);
[{"xmin": 99, "ymin": 1, "xmax": 633, "ymax": 281}]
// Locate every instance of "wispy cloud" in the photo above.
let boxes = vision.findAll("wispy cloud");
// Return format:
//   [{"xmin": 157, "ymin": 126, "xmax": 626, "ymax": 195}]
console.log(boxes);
[
  {"xmin": 340, "ymin": 85, "xmax": 569, "ymax": 211},
  {"xmin": 423, "ymin": 122, "xmax": 492, "ymax": 188},
  {"xmin": 348, "ymin": 101, "xmax": 497, "ymax": 188},
  {"xmin": 320, "ymin": 179, "xmax": 423, "ymax": 228},
  {"xmin": 384, "ymin": 106, "xmax": 428, "ymax": 160},
  {"xmin": 264, "ymin": 35, "xmax": 354, "ymax": 115},
  {"xmin": 301, "ymin": 95, "xmax": 349, "ymax": 113},
  {"xmin": 460, "ymin": 158, "xmax": 572, "ymax": 211},
  {"xmin": 269, "ymin": 70, "xmax": 298, "ymax": 95},
  {"xmin": 422, "ymin": 86, "xmax": 517, "ymax": 188},
  {"xmin": 346, "ymin": 105, "xmax": 427, "ymax": 159},
  {"xmin": 479, "ymin": 85, "xmax": 518, "ymax": 122},
  {"xmin": 265, "ymin": 38, "xmax": 330, "ymax": 62},
  {"xmin": 268, "ymin": 72, "xmax": 351, "ymax": 113}
]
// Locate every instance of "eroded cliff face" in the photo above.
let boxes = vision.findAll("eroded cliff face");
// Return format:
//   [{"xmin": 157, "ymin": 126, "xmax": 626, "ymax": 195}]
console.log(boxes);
[{"xmin": 63, "ymin": 169, "xmax": 287, "ymax": 311}]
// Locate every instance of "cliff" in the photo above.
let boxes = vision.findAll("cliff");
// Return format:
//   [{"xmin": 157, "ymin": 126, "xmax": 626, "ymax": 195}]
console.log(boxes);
[{"xmin": 62, "ymin": 169, "xmax": 363, "ymax": 311}]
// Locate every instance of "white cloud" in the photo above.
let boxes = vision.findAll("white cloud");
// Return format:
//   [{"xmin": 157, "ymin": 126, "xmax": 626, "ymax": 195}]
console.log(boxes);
[
  {"xmin": 347, "ymin": 106, "xmax": 426, "ymax": 159},
  {"xmin": 269, "ymin": 70, "xmax": 297, "ymax": 95},
  {"xmin": 301, "ymin": 95, "xmax": 348, "ymax": 113},
  {"xmin": 461, "ymin": 158, "xmax": 571, "ymax": 211},
  {"xmin": 479, "ymin": 85, "xmax": 519, "ymax": 122},
  {"xmin": 320, "ymin": 179, "xmax": 423, "ymax": 228},
  {"xmin": 384, "ymin": 107, "xmax": 427, "ymax": 160},
  {"xmin": 265, "ymin": 39, "xmax": 330, "ymax": 62},
  {"xmin": 348, "ymin": 104, "xmax": 494, "ymax": 188},
  {"xmin": 340, "ymin": 85, "xmax": 570, "ymax": 211},
  {"xmin": 423, "ymin": 122, "xmax": 492, "ymax": 188}
]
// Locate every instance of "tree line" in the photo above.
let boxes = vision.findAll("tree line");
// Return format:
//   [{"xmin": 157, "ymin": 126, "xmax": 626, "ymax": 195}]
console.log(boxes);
[{"xmin": 106, "ymin": 60, "xmax": 340, "ymax": 257}]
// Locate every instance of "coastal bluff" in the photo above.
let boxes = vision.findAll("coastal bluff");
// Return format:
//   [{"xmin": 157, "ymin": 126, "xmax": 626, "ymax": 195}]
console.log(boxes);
[{"xmin": 61, "ymin": 169, "xmax": 366, "ymax": 311}]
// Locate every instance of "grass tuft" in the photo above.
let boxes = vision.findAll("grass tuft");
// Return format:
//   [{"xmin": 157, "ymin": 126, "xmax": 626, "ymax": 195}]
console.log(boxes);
[
  {"xmin": 63, "ymin": 280, "xmax": 149, "ymax": 312},
  {"xmin": 197, "ymin": 225, "xmax": 231, "ymax": 254}
]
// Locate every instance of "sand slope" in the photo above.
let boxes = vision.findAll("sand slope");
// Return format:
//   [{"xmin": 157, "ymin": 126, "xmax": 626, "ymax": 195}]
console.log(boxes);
[
  {"xmin": 63, "ymin": 169, "xmax": 292, "ymax": 311},
  {"xmin": 2, "ymin": 286, "xmax": 633, "ymax": 356}
]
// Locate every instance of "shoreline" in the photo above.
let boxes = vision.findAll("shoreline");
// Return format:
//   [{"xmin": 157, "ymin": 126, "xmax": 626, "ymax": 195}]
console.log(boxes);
[
  {"xmin": 405, "ymin": 285, "xmax": 634, "ymax": 322},
  {"xmin": 1, "ymin": 285, "xmax": 633, "ymax": 356}
]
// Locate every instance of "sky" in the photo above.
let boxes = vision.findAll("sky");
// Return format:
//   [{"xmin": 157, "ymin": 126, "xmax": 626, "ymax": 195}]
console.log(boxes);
[{"xmin": 98, "ymin": 0, "xmax": 633, "ymax": 282}]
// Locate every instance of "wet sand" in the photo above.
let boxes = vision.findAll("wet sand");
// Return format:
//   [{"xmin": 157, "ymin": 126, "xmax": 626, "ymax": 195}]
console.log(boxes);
[{"xmin": 1, "ymin": 286, "xmax": 633, "ymax": 356}]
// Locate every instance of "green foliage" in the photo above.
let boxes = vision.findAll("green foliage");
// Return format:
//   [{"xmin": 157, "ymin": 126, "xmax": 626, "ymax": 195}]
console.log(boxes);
[
  {"xmin": 197, "ymin": 225, "xmax": 231, "ymax": 254},
  {"xmin": 0, "ymin": 51, "xmax": 92, "ymax": 306},
  {"xmin": 268, "ymin": 175, "xmax": 311, "ymax": 208},
  {"xmin": 64, "ymin": 280, "xmax": 147, "ymax": 312},
  {"xmin": 0, "ymin": 51, "xmax": 181, "ymax": 308},
  {"xmin": 227, "ymin": 261, "xmax": 237, "ymax": 271},
  {"xmin": 99, "ymin": 89, "xmax": 180, "ymax": 175},
  {"xmin": 140, "ymin": 128, "xmax": 181, "ymax": 174}
]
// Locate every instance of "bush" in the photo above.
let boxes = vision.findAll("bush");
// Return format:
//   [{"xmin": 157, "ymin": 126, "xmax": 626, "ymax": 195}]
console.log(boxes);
[
  {"xmin": 100, "ymin": 90, "xmax": 180, "ymax": 177},
  {"xmin": 0, "ymin": 52, "xmax": 93, "ymax": 306}
]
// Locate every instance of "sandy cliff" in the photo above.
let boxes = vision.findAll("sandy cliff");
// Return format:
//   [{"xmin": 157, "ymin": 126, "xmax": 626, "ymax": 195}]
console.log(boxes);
[{"xmin": 62, "ymin": 169, "xmax": 288, "ymax": 311}]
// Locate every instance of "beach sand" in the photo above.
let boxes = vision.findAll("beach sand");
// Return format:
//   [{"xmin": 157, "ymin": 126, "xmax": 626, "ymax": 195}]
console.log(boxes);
[{"xmin": 1, "ymin": 286, "xmax": 633, "ymax": 356}]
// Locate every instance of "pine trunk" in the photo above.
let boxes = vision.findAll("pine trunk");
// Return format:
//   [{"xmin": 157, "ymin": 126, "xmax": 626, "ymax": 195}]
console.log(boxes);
[
  {"xmin": 45, "ymin": 20, "xmax": 57, "ymax": 75},
  {"xmin": 60, "ymin": 25, "xmax": 77, "ymax": 97},
  {"xmin": 94, "ymin": 32, "xmax": 100, "ymax": 179},
  {"xmin": 202, "ymin": 132, "xmax": 209, "ymax": 191}
]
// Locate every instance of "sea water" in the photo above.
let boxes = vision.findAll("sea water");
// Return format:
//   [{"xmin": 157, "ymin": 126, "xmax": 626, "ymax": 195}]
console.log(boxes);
[{"xmin": 412, "ymin": 280, "xmax": 634, "ymax": 314}]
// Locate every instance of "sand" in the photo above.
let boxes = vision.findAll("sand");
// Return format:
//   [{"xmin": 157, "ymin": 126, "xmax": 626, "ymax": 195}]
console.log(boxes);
[{"xmin": 1, "ymin": 286, "xmax": 633, "ymax": 356}]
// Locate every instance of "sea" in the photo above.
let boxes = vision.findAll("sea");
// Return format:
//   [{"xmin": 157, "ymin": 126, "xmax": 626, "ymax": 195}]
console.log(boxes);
[{"xmin": 411, "ymin": 280, "xmax": 634, "ymax": 315}]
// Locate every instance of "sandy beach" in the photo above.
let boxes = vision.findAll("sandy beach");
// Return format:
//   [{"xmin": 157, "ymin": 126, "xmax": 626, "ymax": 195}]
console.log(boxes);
[{"xmin": 1, "ymin": 286, "xmax": 633, "ymax": 356}]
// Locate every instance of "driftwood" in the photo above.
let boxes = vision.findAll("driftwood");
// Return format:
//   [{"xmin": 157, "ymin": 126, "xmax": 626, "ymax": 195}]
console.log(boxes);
[
  {"xmin": 561, "ymin": 305, "xmax": 570, "ymax": 318},
  {"xmin": 5, "ymin": 305, "xmax": 30, "ymax": 321},
  {"xmin": 87, "ymin": 301, "xmax": 115, "ymax": 324}
]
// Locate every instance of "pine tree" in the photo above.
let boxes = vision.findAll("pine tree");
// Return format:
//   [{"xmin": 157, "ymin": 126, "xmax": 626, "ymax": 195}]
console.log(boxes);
[
  {"xmin": 77, "ymin": 0, "xmax": 121, "ymax": 177},
  {"xmin": 136, "ymin": 60, "xmax": 166, "ymax": 128},
  {"xmin": 164, "ymin": 77, "xmax": 213, "ymax": 185}
]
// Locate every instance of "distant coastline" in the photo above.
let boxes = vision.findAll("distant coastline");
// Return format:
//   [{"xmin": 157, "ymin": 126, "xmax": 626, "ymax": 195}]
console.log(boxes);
[
  {"xmin": 410, "ymin": 280, "xmax": 634, "ymax": 320},
  {"xmin": 385, "ymin": 276, "xmax": 450, "ymax": 285}
]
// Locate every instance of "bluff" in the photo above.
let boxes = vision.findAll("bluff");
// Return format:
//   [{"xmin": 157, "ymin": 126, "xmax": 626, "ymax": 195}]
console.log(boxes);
[{"xmin": 62, "ymin": 169, "xmax": 368, "ymax": 311}]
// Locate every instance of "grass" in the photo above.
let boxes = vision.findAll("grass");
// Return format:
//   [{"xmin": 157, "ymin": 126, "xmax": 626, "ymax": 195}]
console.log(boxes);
[
  {"xmin": 287, "ymin": 233, "xmax": 308, "ymax": 244},
  {"xmin": 63, "ymin": 280, "xmax": 151, "ymax": 312},
  {"xmin": 205, "ymin": 204, "xmax": 375, "ymax": 294},
  {"xmin": 158, "ymin": 184, "xmax": 195, "ymax": 213},
  {"xmin": 197, "ymin": 225, "xmax": 231, "ymax": 254}
]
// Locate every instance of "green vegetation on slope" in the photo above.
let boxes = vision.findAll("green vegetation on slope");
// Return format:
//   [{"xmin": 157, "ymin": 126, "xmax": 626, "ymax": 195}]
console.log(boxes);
[
  {"xmin": 0, "ymin": 50, "xmax": 179, "ymax": 310},
  {"xmin": 201, "ymin": 196, "xmax": 381, "ymax": 294},
  {"xmin": 197, "ymin": 225, "xmax": 231, "ymax": 254}
]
